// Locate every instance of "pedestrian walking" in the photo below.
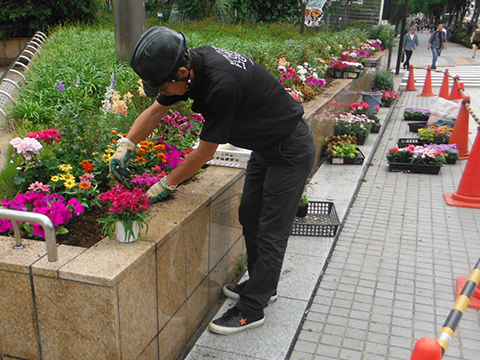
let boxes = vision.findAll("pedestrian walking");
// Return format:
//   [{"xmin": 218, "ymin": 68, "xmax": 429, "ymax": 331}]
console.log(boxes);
[
  {"xmin": 471, "ymin": 23, "xmax": 480, "ymax": 58},
  {"xmin": 109, "ymin": 26, "xmax": 316, "ymax": 335},
  {"xmin": 403, "ymin": 27, "xmax": 420, "ymax": 69},
  {"xmin": 427, "ymin": 23, "xmax": 448, "ymax": 69}
]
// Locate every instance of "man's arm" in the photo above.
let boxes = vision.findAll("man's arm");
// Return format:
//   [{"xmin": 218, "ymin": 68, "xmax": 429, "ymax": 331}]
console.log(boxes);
[{"xmin": 126, "ymin": 101, "xmax": 173, "ymax": 144}]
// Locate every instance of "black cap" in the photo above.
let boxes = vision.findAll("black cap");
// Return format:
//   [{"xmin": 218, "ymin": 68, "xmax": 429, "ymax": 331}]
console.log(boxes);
[{"xmin": 130, "ymin": 26, "xmax": 187, "ymax": 97}]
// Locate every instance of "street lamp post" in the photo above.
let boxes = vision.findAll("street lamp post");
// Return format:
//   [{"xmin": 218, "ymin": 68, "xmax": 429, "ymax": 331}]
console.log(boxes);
[{"xmin": 395, "ymin": 0, "xmax": 410, "ymax": 74}]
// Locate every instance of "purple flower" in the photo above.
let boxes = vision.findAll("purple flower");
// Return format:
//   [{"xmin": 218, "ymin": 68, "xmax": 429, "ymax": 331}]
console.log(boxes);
[{"xmin": 55, "ymin": 80, "xmax": 65, "ymax": 92}]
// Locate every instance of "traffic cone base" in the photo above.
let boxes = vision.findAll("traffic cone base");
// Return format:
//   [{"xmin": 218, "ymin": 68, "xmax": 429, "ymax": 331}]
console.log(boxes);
[
  {"xmin": 455, "ymin": 276, "xmax": 480, "ymax": 309},
  {"xmin": 405, "ymin": 66, "xmax": 417, "ymax": 91},
  {"xmin": 418, "ymin": 66, "xmax": 436, "ymax": 97},
  {"xmin": 438, "ymin": 70, "xmax": 450, "ymax": 99},
  {"xmin": 410, "ymin": 337, "xmax": 442, "ymax": 360},
  {"xmin": 444, "ymin": 191, "xmax": 480, "ymax": 209}
]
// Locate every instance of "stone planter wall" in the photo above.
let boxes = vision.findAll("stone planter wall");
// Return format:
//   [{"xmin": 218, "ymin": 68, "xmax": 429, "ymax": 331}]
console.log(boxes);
[
  {"xmin": 0, "ymin": 50, "xmax": 388, "ymax": 360},
  {"xmin": 0, "ymin": 38, "xmax": 31, "ymax": 67}
]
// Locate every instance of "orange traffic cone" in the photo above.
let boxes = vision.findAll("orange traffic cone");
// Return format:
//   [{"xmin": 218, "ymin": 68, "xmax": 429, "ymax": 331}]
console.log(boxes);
[
  {"xmin": 448, "ymin": 94, "xmax": 470, "ymax": 160},
  {"xmin": 438, "ymin": 69, "xmax": 450, "ymax": 99},
  {"xmin": 448, "ymin": 76, "xmax": 461, "ymax": 100},
  {"xmin": 444, "ymin": 115, "xmax": 480, "ymax": 208},
  {"xmin": 418, "ymin": 66, "xmax": 436, "ymax": 97},
  {"xmin": 405, "ymin": 65, "xmax": 417, "ymax": 91},
  {"xmin": 455, "ymin": 276, "xmax": 480, "ymax": 309},
  {"xmin": 410, "ymin": 338, "xmax": 442, "ymax": 360}
]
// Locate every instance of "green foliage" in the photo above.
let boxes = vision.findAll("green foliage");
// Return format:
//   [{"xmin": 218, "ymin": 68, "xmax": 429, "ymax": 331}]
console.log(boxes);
[
  {"xmin": 230, "ymin": 0, "xmax": 301, "ymax": 23},
  {"xmin": 236, "ymin": 254, "xmax": 248, "ymax": 276},
  {"xmin": 368, "ymin": 25, "xmax": 396, "ymax": 50},
  {"xmin": 0, "ymin": 0, "xmax": 100, "ymax": 38},
  {"xmin": 451, "ymin": 28, "xmax": 471, "ymax": 46},
  {"xmin": 300, "ymin": 193, "xmax": 309, "ymax": 206},
  {"xmin": 177, "ymin": 0, "xmax": 216, "ymax": 20},
  {"xmin": 372, "ymin": 70, "xmax": 394, "ymax": 91}
]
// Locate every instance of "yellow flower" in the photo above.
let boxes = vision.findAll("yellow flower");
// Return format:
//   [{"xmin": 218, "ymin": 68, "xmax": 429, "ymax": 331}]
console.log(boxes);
[
  {"xmin": 59, "ymin": 174, "xmax": 66, "ymax": 181},
  {"xmin": 137, "ymin": 79, "xmax": 146, "ymax": 96},
  {"xmin": 103, "ymin": 154, "xmax": 112, "ymax": 163},
  {"xmin": 123, "ymin": 92, "xmax": 133, "ymax": 103},
  {"xmin": 50, "ymin": 175, "xmax": 60, "ymax": 182},
  {"xmin": 111, "ymin": 90, "xmax": 120, "ymax": 102},
  {"xmin": 63, "ymin": 173, "xmax": 75, "ymax": 181},
  {"xmin": 105, "ymin": 148, "xmax": 116, "ymax": 155},
  {"xmin": 64, "ymin": 179, "xmax": 76, "ymax": 189},
  {"xmin": 59, "ymin": 164, "xmax": 73, "ymax": 172}
]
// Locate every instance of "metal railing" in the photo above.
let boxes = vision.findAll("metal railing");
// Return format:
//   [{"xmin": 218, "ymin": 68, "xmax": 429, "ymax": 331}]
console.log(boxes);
[{"xmin": 0, "ymin": 207, "xmax": 58, "ymax": 262}]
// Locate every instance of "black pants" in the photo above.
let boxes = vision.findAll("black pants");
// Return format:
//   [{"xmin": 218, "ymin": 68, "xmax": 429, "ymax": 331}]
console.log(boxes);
[
  {"xmin": 236, "ymin": 118, "xmax": 316, "ymax": 315},
  {"xmin": 404, "ymin": 50, "xmax": 413, "ymax": 68}
]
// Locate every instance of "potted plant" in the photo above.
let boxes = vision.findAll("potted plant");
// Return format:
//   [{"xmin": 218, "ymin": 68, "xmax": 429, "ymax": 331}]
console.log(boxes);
[
  {"xmin": 296, "ymin": 193, "xmax": 309, "ymax": 218},
  {"xmin": 97, "ymin": 184, "xmax": 150, "ymax": 243},
  {"xmin": 372, "ymin": 70, "xmax": 394, "ymax": 91},
  {"xmin": 386, "ymin": 144, "xmax": 447, "ymax": 174},
  {"xmin": 403, "ymin": 107, "xmax": 431, "ymax": 121},
  {"xmin": 325, "ymin": 135, "xmax": 364, "ymax": 165},
  {"xmin": 328, "ymin": 60, "xmax": 363, "ymax": 79},
  {"xmin": 425, "ymin": 143, "xmax": 459, "ymax": 164},
  {"xmin": 334, "ymin": 113, "xmax": 375, "ymax": 145},
  {"xmin": 418, "ymin": 125, "xmax": 453, "ymax": 144},
  {"xmin": 379, "ymin": 89, "xmax": 399, "ymax": 107}
]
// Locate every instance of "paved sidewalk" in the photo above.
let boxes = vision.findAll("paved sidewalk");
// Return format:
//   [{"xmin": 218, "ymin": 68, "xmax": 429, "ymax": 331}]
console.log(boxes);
[{"xmin": 186, "ymin": 34, "xmax": 480, "ymax": 359}]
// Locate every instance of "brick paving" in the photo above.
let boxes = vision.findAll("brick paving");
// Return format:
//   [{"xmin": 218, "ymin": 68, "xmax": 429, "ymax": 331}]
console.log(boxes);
[{"xmin": 289, "ymin": 85, "xmax": 480, "ymax": 360}]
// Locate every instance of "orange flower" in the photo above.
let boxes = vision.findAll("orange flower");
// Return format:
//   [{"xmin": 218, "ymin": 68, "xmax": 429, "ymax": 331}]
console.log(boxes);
[
  {"xmin": 111, "ymin": 129, "xmax": 118, "ymax": 135},
  {"xmin": 134, "ymin": 157, "xmax": 146, "ymax": 163},
  {"xmin": 80, "ymin": 160, "xmax": 94, "ymax": 172},
  {"xmin": 157, "ymin": 153, "xmax": 166, "ymax": 160},
  {"xmin": 153, "ymin": 144, "xmax": 166, "ymax": 151},
  {"xmin": 79, "ymin": 182, "xmax": 91, "ymax": 190},
  {"xmin": 112, "ymin": 139, "xmax": 118, "ymax": 144},
  {"xmin": 138, "ymin": 148, "xmax": 146, "ymax": 156}
]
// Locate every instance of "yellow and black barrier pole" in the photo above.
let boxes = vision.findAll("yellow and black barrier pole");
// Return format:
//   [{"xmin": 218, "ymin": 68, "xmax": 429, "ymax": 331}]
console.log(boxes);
[{"xmin": 410, "ymin": 258, "xmax": 480, "ymax": 359}]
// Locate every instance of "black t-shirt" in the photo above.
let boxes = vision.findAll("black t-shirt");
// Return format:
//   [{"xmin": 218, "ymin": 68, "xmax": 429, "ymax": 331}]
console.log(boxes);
[{"xmin": 157, "ymin": 46, "xmax": 304, "ymax": 151}]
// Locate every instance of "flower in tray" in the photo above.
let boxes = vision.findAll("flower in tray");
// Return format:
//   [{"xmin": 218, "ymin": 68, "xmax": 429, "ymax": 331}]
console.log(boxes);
[
  {"xmin": 425, "ymin": 143, "xmax": 459, "ymax": 160},
  {"xmin": 349, "ymin": 101, "xmax": 370, "ymax": 115},
  {"xmin": 386, "ymin": 145, "xmax": 446, "ymax": 165},
  {"xmin": 328, "ymin": 60, "xmax": 363, "ymax": 72},
  {"xmin": 380, "ymin": 89, "xmax": 399, "ymax": 104},
  {"xmin": 334, "ymin": 113, "xmax": 375, "ymax": 138},
  {"xmin": 325, "ymin": 135, "xmax": 358, "ymax": 158},
  {"xmin": 97, "ymin": 184, "xmax": 150, "ymax": 240},
  {"xmin": 0, "ymin": 191, "xmax": 84, "ymax": 239},
  {"xmin": 404, "ymin": 107, "xmax": 431, "ymax": 118},
  {"xmin": 418, "ymin": 125, "xmax": 453, "ymax": 143},
  {"xmin": 340, "ymin": 49, "xmax": 370, "ymax": 63},
  {"xmin": 277, "ymin": 61, "xmax": 326, "ymax": 102}
]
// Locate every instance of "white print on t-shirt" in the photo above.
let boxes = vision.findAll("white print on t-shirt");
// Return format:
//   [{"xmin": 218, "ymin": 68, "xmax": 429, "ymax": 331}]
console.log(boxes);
[{"xmin": 212, "ymin": 46, "xmax": 253, "ymax": 70}]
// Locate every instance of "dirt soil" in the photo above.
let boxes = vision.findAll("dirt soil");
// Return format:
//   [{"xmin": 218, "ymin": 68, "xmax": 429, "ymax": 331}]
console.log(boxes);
[{"xmin": 56, "ymin": 206, "xmax": 109, "ymax": 248}]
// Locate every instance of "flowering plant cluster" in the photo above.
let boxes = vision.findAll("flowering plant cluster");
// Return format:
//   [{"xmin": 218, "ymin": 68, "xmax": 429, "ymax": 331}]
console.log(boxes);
[
  {"xmin": 334, "ymin": 113, "xmax": 375, "ymax": 138},
  {"xmin": 386, "ymin": 144, "xmax": 447, "ymax": 165},
  {"xmin": 325, "ymin": 135, "xmax": 358, "ymax": 158},
  {"xmin": 0, "ymin": 191, "xmax": 84, "ymax": 239},
  {"xmin": 417, "ymin": 125, "xmax": 453, "ymax": 143},
  {"xmin": 102, "ymin": 74, "xmax": 133, "ymax": 116},
  {"xmin": 340, "ymin": 49, "xmax": 371, "ymax": 63},
  {"xmin": 97, "ymin": 184, "xmax": 150, "ymax": 241},
  {"xmin": 349, "ymin": 101, "xmax": 380, "ymax": 117},
  {"xmin": 328, "ymin": 60, "xmax": 363, "ymax": 73},
  {"xmin": 361, "ymin": 39, "xmax": 383, "ymax": 52},
  {"xmin": 424, "ymin": 144, "xmax": 459, "ymax": 160},
  {"xmin": 277, "ymin": 58, "xmax": 326, "ymax": 102},
  {"xmin": 380, "ymin": 89, "xmax": 399, "ymax": 104},
  {"xmin": 404, "ymin": 108, "xmax": 431, "ymax": 118}
]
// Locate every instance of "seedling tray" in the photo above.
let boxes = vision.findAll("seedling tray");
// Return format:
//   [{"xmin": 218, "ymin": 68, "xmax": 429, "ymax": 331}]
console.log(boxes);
[
  {"xmin": 291, "ymin": 201, "xmax": 340, "ymax": 237},
  {"xmin": 328, "ymin": 149, "xmax": 365, "ymax": 165}
]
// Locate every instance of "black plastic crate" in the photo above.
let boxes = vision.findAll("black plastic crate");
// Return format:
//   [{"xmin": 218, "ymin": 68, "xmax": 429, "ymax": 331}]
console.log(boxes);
[
  {"xmin": 408, "ymin": 122, "xmax": 428, "ymax": 133},
  {"xmin": 397, "ymin": 138, "xmax": 429, "ymax": 148},
  {"xmin": 291, "ymin": 201, "xmax": 340, "ymax": 237},
  {"xmin": 329, "ymin": 149, "xmax": 365, "ymax": 165},
  {"xmin": 387, "ymin": 162, "xmax": 442, "ymax": 175}
]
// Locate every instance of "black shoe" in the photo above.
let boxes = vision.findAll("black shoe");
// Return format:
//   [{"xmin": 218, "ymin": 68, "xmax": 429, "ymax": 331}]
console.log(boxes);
[
  {"xmin": 431, "ymin": 66, "xmax": 436, "ymax": 69},
  {"xmin": 209, "ymin": 306, "xmax": 264, "ymax": 335},
  {"xmin": 223, "ymin": 281, "xmax": 278, "ymax": 303}
]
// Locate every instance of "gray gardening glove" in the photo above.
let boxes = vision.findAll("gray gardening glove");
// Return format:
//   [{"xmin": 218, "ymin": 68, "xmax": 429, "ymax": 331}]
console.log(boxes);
[
  {"xmin": 146, "ymin": 176, "xmax": 177, "ymax": 204},
  {"xmin": 109, "ymin": 138, "xmax": 136, "ymax": 173}
]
